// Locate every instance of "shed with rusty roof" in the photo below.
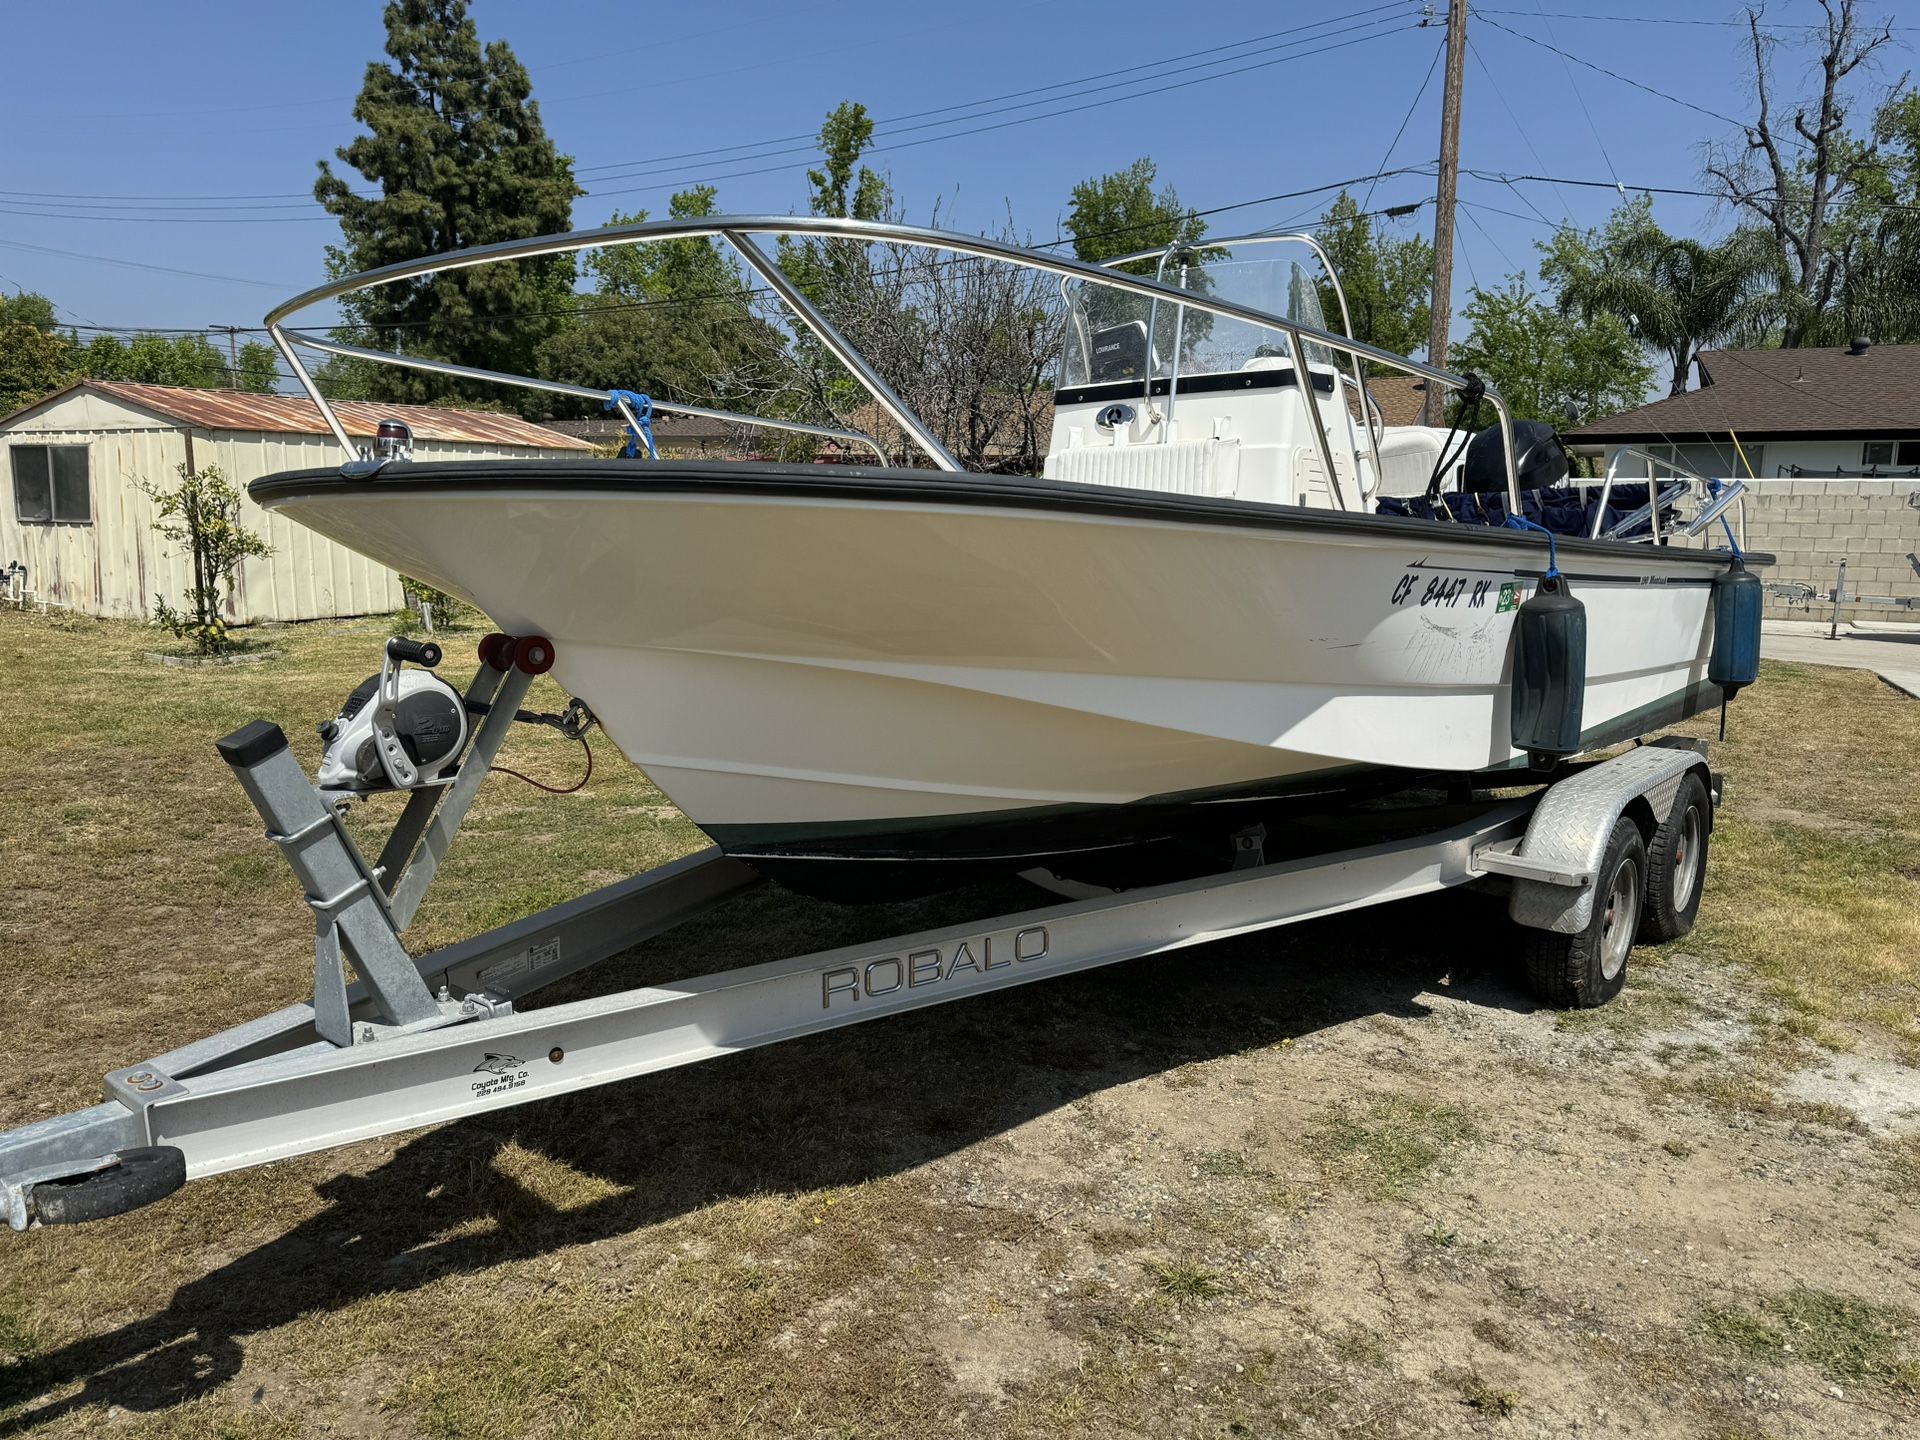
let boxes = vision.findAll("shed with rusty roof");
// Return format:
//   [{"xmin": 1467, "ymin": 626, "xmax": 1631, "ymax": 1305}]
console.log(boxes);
[{"xmin": 0, "ymin": 379, "xmax": 591, "ymax": 621}]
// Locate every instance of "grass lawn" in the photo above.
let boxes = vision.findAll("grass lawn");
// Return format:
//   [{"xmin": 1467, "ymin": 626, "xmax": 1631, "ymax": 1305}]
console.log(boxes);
[{"xmin": 1, "ymin": 607, "xmax": 1917, "ymax": 1439}]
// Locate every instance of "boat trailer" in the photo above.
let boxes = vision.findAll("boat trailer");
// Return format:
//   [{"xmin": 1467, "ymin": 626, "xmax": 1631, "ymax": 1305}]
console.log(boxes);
[
  {"xmin": 1765, "ymin": 552, "xmax": 1920, "ymax": 635},
  {"xmin": 1, "ymin": 636, "xmax": 1719, "ymax": 1231}
]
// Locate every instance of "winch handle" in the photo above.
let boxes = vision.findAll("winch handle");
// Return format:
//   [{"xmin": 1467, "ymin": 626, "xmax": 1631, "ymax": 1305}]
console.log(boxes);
[{"xmin": 385, "ymin": 637, "xmax": 442, "ymax": 668}]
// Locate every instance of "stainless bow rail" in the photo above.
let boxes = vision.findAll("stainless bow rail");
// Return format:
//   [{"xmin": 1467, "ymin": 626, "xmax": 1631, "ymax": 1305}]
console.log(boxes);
[{"xmin": 264, "ymin": 214, "xmax": 1526, "ymax": 509}]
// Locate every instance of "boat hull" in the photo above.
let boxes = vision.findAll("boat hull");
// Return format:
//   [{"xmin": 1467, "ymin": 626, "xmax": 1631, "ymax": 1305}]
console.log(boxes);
[{"xmin": 254, "ymin": 462, "xmax": 1749, "ymax": 893}]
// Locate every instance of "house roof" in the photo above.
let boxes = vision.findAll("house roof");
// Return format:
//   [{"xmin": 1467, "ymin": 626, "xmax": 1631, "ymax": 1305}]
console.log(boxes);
[
  {"xmin": 0, "ymin": 379, "xmax": 594, "ymax": 449},
  {"xmin": 1567, "ymin": 344, "xmax": 1920, "ymax": 442},
  {"xmin": 1359, "ymin": 375, "xmax": 1434, "ymax": 428}
]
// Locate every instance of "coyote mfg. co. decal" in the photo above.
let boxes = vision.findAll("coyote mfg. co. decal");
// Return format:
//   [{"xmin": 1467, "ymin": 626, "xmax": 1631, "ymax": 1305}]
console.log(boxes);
[{"xmin": 471, "ymin": 1052, "xmax": 529, "ymax": 1098}]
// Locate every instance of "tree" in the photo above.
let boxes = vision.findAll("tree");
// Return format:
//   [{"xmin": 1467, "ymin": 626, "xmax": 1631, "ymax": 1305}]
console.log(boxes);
[
  {"xmin": 537, "ymin": 185, "xmax": 783, "ymax": 417},
  {"xmin": 0, "ymin": 291, "xmax": 76, "ymax": 413},
  {"xmin": 314, "ymin": 0, "xmax": 580, "ymax": 409},
  {"xmin": 1064, "ymin": 157, "xmax": 1205, "ymax": 265},
  {"xmin": 1314, "ymin": 193, "xmax": 1433, "ymax": 366},
  {"xmin": 1062, "ymin": 158, "xmax": 1213, "ymax": 363},
  {"xmin": 1542, "ymin": 198, "xmax": 1782, "ymax": 395},
  {"xmin": 1704, "ymin": 0, "xmax": 1901, "ymax": 346},
  {"xmin": 806, "ymin": 102, "xmax": 890, "ymax": 225},
  {"xmin": 818, "ymin": 201, "xmax": 1063, "ymax": 471},
  {"xmin": 755, "ymin": 103, "xmax": 1062, "ymax": 471},
  {"xmin": 235, "ymin": 340, "xmax": 279, "ymax": 393},
  {"xmin": 79, "ymin": 332, "xmax": 230, "ymax": 389},
  {"xmin": 776, "ymin": 102, "xmax": 894, "ymax": 313},
  {"xmin": 141, "ymin": 463, "xmax": 274, "ymax": 655},
  {"xmin": 0, "ymin": 292, "xmax": 60, "ymax": 333},
  {"xmin": 772, "ymin": 103, "xmax": 903, "ymax": 449},
  {"xmin": 1451, "ymin": 275, "xmax": 1654, "ymax": 430},
  {"xmin": 0, "ymin": 322, "xmax": 74, "ymax": 415}
]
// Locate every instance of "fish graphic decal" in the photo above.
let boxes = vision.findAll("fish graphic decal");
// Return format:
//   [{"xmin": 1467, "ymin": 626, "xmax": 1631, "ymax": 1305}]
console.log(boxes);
[{"xmin": 474, "ymin": 1053, "xmax": 524, "ymax": 1076}]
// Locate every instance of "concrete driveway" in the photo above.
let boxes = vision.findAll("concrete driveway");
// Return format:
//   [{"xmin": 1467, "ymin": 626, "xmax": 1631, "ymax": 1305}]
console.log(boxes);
[{"xmin": 1764, "ymin": 618, "xmax": 1920, "ymax": 699}]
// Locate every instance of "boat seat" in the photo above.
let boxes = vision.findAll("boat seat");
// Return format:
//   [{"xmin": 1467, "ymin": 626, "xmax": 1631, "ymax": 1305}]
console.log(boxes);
[{"xmin": 1375, "ymin": 483, "xmax": 1677, "ymax": 538}]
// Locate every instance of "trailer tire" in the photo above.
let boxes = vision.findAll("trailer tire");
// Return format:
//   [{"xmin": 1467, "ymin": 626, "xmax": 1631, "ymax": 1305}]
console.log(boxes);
[
  {"xmin": 30, "ymin": 1146, "xmax": 187, "ymax": 1227},
  {"xmin": 1639, "ymin": 771, "xmax": 1709, "ymax": 944},
  {"xmin": 1521, "ymin": 817, "xmax": 1645, "ymax": 1009}
]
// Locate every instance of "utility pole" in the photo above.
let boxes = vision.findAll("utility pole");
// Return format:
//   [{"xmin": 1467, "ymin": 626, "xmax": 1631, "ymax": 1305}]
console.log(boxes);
[
  {"xmin": 1426, "ymin": 0, "xmax": 1469, "ymax": 396},
  {"xmin": 208, "ymin": 324, "xmax": 243, "ymax": 390}
]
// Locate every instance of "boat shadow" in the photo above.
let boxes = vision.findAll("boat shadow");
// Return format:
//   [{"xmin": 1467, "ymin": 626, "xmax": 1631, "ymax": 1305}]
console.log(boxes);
[{"xmin": 0, "ymin": 886, "xmax": 1540, "ymax": 1429}]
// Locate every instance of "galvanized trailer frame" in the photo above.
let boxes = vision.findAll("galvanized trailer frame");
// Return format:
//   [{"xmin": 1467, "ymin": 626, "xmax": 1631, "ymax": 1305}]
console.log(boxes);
[{"xmin": 0, "ymin": 637, "xmax": 1715, "ymax": 1231}]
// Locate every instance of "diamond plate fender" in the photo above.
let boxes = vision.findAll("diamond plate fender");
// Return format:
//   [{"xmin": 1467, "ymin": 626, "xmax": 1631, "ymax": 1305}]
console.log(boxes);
[{"xmin": 1506, "ymin": 739, "xmax": 1714, "ymax": 935}]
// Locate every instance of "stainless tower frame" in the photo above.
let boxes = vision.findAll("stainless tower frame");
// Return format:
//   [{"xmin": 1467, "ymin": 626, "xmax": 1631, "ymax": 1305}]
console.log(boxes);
[{"xmin": 264, "ymin": 214, "xmax": 1526, "ymax": 508}]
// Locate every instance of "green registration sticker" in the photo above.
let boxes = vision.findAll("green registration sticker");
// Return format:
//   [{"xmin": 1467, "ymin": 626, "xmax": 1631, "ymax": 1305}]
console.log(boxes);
[{"xmin": 1496, "ymin": 582, "xmax": 1521, "ymax": 613}]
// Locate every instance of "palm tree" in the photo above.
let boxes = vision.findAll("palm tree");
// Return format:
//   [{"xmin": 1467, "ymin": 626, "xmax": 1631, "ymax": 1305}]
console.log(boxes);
[{"xmin": 1553, "ymin": 225, "xmax": 1783, "ymax": 396}]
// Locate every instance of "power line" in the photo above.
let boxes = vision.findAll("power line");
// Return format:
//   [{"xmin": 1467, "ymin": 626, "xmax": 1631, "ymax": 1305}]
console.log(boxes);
[
  {"xmin": 1471, "ymin": 12, "xmax": 1770, "ymax": 140},
  {"xmin": 581, "ymin": 22, "xmax": 1420, "ymax": 204},
  {"xmin": 1457, "ymin": 196, "xmax": 1559, "ymax": 229},
  {"xmin": 577, "ymin": 4, "xmax": 1412, "ymax": 184},
  {"xmin": 1465, "ymin": 36, "xmax": 1574, "ymax": 224},
  {"xmin": 1474, "ymin": 8, "xmax": 1920, "ymax": 33},
  {"xmin": 0, "ymin": 236, "xmax": 292, "ymax": 289},
  {"xmin": 1467, "ymin": 166, "xmax": 1920, "ymax": 212},
  {"xmin": 23, "ymin": 172, "xmax": 1438, "ymax": 337},
  {"xmin": 0, "ymin": 8, "xmax": 1413, "ymax": 213},
  {"xmin": 1362, "ymin": 31, "xmax": 1447, "ymax": 213},
  {"xmin": 0, "ymin": 20, "xmax": 1416, "ymax": 227},
  {"xmin": 1459, "ymin": 202, "xmax": 1521, "ymax": 273},
  {"xmin": 0, "ymin": 205, "xmax": 328, "ymax": 226},
  {"xmin": 0, "ymin": 19, "xmax": 1412, "ymax": 225}
]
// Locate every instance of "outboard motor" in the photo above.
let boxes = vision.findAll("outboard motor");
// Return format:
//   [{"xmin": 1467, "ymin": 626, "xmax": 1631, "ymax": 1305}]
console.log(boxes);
[
  {"xmin": 316, "ymin": 637, "xmax": 467, "ymax": 794},
  {"xmin": 1463, "ymin": 419, "xmax": 1569, "ymax": 494}
]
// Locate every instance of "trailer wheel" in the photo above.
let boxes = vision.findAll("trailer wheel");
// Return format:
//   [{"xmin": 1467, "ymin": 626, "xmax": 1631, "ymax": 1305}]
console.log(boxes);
[
  {"xmin": 1639, "ymin": 771, "xmax": 1709, "ymax": 944},
  {"xmin": 30, "ymin": 1147, "xmax": 187, "ymax": 1226},
  {"xmin": 1522, "ymin": 816, "xmax": 1645, "ymax": 1009}
]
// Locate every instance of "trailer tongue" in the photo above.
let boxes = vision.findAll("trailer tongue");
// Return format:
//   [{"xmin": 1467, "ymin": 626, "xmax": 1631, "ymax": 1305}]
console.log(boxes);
[{"xmin": 1, "ymin": 634, "xmax": 1719, "ymax": 1231}]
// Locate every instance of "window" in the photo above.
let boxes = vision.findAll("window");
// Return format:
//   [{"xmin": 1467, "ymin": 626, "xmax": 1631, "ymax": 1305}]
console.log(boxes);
[
  {"xmin": 1861, "ymin": 440, "xmax": 1920, "ymax": 470},
  {"xmin": 10, "ymin": 445, "xmax": 90, "ymax": 525}
]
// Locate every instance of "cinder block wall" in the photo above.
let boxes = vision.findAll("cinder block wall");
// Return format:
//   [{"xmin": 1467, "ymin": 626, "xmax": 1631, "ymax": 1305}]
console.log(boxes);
[{"xmin": 1728, "ymin": 479, "xmax": 1920, "ymax": 620}]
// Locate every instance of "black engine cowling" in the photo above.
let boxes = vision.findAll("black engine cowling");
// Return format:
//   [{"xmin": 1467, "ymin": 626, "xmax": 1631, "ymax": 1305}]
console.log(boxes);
[{"xmin": 1463, "ymin": 418, "xmax": 1569, "ymax": 494}]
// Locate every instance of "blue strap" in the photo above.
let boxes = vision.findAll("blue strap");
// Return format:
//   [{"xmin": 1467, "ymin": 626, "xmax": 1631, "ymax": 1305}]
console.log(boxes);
[
  {"xmin": 1705, "ymin": 477, "xmax": 1744, "ymax": 557},
  {"xmin": 604, "ymin": 389, "xmax": 656, "ymax": 459},
  {"xmin": 1503, "ymin": 511, "xmax": 1560, "ymax": 579}
]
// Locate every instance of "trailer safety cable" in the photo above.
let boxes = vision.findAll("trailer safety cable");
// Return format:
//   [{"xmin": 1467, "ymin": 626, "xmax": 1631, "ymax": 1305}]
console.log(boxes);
[
  {"xmin": 463, "ymin": 695, "xmax": 598, "ymax": 793},
  {"xmin": 492, "ymin": 734, "xmax": 594, "ymax": 795},
  {"xmin": 1503, "ymin": 511, "xmax": 1561, "ymax": 579}
]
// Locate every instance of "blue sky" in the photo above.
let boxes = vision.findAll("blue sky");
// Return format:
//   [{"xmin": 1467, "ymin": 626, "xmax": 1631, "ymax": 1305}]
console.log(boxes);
[{"xmin": 1, "ymin": 0, "xmax": 1912, "ymax": 351}]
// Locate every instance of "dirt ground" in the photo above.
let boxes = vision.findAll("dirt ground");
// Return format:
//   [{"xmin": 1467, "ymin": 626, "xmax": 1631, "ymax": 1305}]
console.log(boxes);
[{"xmin": 1, "ymin": 610, "xmax": 1916, "ymax": 1439}]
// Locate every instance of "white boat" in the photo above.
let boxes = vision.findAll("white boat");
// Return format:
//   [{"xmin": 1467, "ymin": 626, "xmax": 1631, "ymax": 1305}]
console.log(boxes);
[{"xmin": 253, "ymin": 217, "xmax": 1762, "ymax": 895}]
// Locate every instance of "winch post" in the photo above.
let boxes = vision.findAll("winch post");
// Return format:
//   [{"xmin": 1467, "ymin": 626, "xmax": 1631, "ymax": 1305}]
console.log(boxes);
[
  {"xmin": 217, "ymin": 722, "xmax": 443, "ymax": 1044},
  {"xmin": 384, "ymin": 659, "xmax": 537, "ymax": 931},
  {"xmin": 374, "ymin": 648, "xmax": 516, "ymax": 920}
]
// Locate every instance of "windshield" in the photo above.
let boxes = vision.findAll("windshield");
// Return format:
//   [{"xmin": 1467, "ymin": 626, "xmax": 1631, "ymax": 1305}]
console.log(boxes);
[{"xmin": 1060, "ymin": 243, "xmax": 1337, "ymax": 390}]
